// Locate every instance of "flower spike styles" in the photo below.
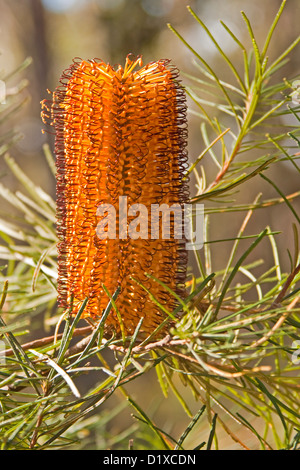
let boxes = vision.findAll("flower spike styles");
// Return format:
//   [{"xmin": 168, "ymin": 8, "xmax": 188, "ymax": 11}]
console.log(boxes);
[{"xmin": 41, "ymin": 56, "xmax": 189, "ymax": 337}]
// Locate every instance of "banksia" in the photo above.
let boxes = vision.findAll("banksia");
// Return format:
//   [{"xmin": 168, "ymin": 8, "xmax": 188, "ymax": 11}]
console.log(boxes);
[{"xmin": 41, "ymin": 56, "xmax": 189, "ymax": 337}]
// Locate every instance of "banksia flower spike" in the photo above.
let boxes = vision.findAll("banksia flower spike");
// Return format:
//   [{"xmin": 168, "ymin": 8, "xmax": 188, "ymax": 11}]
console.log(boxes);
[{"xmin": 41, "ymin": 55, "xmax": 189, "ymax": 337}]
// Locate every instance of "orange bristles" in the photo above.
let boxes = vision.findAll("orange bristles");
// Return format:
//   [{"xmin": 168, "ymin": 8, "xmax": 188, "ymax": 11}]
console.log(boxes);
[{"xmin": 41, "ymin": 56, "xmax": 189, "ymax": 337}]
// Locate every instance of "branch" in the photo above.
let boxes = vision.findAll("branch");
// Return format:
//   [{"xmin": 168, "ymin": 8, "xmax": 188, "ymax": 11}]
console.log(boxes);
[{"xmin": 1, "ymin": 325, "xmax": 93, "ymax": 357}]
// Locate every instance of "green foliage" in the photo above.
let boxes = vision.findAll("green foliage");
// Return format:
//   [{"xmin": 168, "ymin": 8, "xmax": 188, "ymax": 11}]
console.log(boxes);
[{"xmin": 0, "ymin": 0, "xmax": 300, "ymax": 450}]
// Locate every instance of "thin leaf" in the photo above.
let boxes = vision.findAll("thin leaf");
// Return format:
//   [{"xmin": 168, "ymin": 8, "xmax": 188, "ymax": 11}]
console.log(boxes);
[
  {"xmin": 213, "ymin": 229, "xmax": 269, "ymax": 320},
  {"xmin": 187, "ymin": 6, "xmax": 246, "ymax": 94},
  {"xmin": 206, "ymin": 413, "xmax": 218, "ymax": 450},
  {"xmin": 260, "ymin": 173, "xmax": 300, "ymax": 224}
]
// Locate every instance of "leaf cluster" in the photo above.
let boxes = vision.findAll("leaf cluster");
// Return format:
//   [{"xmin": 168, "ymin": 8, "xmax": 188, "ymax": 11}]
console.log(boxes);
[{"xmin": 0, "ymin": 0, "xmax": 300, "ymax": 450}]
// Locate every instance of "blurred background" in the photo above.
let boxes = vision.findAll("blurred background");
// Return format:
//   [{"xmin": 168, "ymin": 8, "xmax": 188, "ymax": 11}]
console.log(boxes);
[
  {"xmin": 0, "ymin": 0, "xmax": 300, "ymax": 449},
  {"xmin": 1, "ymin": 0, "xmax": 299, "ymax": 191}
]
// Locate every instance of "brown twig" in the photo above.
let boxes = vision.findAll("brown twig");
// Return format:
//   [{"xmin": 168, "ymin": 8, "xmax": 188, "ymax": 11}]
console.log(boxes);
[{"xmin": 1, "ymin": 326, "xmax": 93, "ymax": 357}]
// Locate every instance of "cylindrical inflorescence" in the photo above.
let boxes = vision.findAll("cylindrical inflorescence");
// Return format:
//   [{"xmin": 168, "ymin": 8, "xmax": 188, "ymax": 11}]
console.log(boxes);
[{"xmin": 41, "ymin": 56, "xmax": 189, "ymax": 337}]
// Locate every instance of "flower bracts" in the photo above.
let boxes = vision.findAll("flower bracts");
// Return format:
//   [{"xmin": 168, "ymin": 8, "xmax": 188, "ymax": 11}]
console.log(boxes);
[{"xmin": 41, "ymin": 56, "xmax": 189, "ymax": 336}]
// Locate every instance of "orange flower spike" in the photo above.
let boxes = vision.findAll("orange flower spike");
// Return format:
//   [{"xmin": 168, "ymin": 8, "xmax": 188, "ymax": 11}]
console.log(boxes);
[{"xmin": 41, "ymin": 56, "xmax": 189, "ymax": 337}]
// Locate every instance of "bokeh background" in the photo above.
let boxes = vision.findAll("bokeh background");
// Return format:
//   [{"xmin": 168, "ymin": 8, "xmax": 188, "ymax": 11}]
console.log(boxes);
[
  {"xmin": 1, "ymin": 0, "xmax": 299, "ymax": 192},
  {"xmin": 1, "ymin": 0, "xmax": 300, "ymax": 449}
]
